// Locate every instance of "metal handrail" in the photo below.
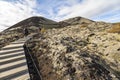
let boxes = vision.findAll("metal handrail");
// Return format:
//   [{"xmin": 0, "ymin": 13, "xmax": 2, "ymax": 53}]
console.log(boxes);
[{"xmin": 24, "ymin": 44, "xmax": 42, "ymax": 80}]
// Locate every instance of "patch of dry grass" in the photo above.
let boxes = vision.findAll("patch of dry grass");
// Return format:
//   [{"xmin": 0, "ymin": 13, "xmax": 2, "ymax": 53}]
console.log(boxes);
[
  {"xmin": 40, "ymin": 28, "xmax": 46, "ymax": 33},
  {"xmin": 108, "ymin": 23, "xmax": 120, "ymax": 33}
]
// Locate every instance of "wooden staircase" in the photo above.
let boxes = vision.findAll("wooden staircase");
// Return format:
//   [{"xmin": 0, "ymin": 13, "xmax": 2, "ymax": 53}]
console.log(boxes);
[{"xmin": 0, "ymin": 38, "xmax": 30, "ymax": 80}]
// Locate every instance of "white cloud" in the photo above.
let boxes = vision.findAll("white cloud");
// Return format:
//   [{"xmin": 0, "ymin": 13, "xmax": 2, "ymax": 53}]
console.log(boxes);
[
  {"xmin": 54, "ymin": 0, "xmax": 120, "ymax": 21},
  {"xmin": 0, "ymin": 0, "xmax": 40, "ymax": 32}
]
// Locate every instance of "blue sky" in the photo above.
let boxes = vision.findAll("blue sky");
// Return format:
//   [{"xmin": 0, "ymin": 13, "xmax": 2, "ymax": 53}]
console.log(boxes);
[{"xmin": 0, "ymin": 0, "xmax": 120, "ymax": 31}]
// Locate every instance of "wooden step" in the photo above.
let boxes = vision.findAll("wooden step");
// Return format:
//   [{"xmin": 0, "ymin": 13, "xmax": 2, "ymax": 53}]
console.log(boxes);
[
  {"xmin": 0, "ymin": 51, "xmax": 24, "ymax": 58},
  {"xmin": 0, "ymin": 52, "xmax": 24, "ymax": 59},
  {"xmin": 0, "ymin": 66, "xmax": 29, "ymax": 79},
  {"xmin": 12, "ymin": 73, "xmax": 30, "ymax": 80},
  {"xmin": 0, "ymin": 48, "xmax": 23, "ymax": 54},
  {"xmin": 1, "ymin": 46, "xmax": 23, "ymax": 50},
  {"xmin": 0, "ymin": 48, "xmax": 23, "ymax": 55},
  {"xmin": 0, "ymin": 55, "xmax": 25, "ymax": 63},
  {"xmin": 0, "ymin": 59, "xmax": 26, "ymax": 69}
]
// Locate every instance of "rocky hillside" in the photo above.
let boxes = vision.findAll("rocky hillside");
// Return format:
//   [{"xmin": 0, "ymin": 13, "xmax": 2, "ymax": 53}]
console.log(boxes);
[
  {"xmin": 25, "ymin": 17, "xmax": 120, "ymax": 80},
  {"xmin": 59, "ymin": 17, "xmax": 94, "ymax": 27},
  {"xmin": 6, "ymin": 16, "xmax": 60, "ymax": 30},
  {"xmin": 0, "ymin": 16, "xmax": 120, "ymax": 80},
  {"xmin": 0, "ymin": 16, "xmax": 60, "ymax": 48}
]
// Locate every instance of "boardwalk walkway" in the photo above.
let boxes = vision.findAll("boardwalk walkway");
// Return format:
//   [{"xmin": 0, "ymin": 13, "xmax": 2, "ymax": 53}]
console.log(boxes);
[{"xmin": 0, "ymin": 37, "xmax": 31, "ymax": 80}]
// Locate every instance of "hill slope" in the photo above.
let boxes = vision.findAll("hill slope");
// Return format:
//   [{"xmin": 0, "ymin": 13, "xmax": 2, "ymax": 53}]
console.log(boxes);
[
  {"xmin": 6, "ymin": 16, "xmax": 60, "ymax": 30},
  {"xmin": 59, "ymin": 17, "xmax": 94, "ymax": 27},
  {"xmin": 0, "ymin": 16, "xmax": 60, "ymax": 48},
  {"xmin": 26, "ymin": 22, "xmax": 120, "ymax": 80},
  {"xmin": 0, "ymin": 16, "xmax": 120, "ymax": 80}
]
